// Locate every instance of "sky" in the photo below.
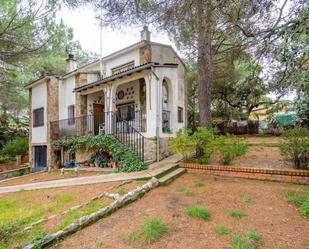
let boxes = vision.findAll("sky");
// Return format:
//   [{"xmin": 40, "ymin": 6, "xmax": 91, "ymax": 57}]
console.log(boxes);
[{"xmin": 57, "ymin": 6, "xmax": 174, "ymax": 57}]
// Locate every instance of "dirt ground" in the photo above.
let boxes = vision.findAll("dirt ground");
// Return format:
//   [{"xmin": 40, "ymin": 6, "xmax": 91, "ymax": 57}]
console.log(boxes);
[
  {"xmin": 208, "ymin": 146, "xmax": 290, "ymax": 169},
  {"xmin": 52, "ymin": 173, "xmax": 309, "ymax": 249},
  {"xmin": 240, "ymin": 136, "xmax": 282, "ymax": 145},
  {"xmin": 0, "ymin": 170, "xmax": 104, "ymax": 187}
]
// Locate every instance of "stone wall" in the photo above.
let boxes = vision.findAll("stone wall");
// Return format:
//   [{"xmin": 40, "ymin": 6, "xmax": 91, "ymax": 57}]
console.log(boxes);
[
  {"xmin": 75, "ymin": 73, "xmax": 88, "ymax": 118},
  {"xmin": 139, "ymin": 44, "xmax": 152, "ymax": 64},
  {"xmin": 144, "ymin": 137, "xmax": 174, "ymax": 162},
  {"xmin": 46, "ymin": 77, "xmax": 59, "ymax": 167},
  {"xmin": 28, "ymin": 88, "xmax": 33, "ymax": 167}
]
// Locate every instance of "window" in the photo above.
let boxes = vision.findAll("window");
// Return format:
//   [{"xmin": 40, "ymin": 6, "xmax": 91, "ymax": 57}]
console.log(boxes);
[
  {"xmin": 33, "ymin": 108, "xmax": 44, "ymax": 127},
  {"xmin": 68, "ymin": 105, "xmax": 75, "ymax": 125},
  {"xmin": 116, "ymin": 102, "xmax": 135, "ymax": 121},
  {"xmin": 111, "ymin": 61, "xmax": 135, "ymax": 75},
  {"xmin": 178, "ymin": 107, "xmax": 184, "ymax": 123}
]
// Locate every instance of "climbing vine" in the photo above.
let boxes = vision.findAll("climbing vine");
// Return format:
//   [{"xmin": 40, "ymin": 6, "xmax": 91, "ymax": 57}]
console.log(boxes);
[{"xmin": 51, "ymin": 135, "xmax": 147, "ymax": 172}]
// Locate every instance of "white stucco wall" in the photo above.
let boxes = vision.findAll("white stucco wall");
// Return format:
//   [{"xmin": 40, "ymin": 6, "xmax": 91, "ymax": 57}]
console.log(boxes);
[
  {"xmin": 31, "ymin": 82, "xmax": 47, "ymax": 143},
  {"xmin": 87, "ymin": 91, "xmax": 105, "ymax": 115},
  {"xmin": 58, "ymin": 76, "xmax": 75, "ymax": 120}
]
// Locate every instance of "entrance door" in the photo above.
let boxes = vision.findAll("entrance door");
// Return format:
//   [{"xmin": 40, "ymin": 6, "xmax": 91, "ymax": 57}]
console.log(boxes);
[
  {"xmin": 34, "ymin": 146, "xmax": 47, "ymax": 172},
  {"xmin": 93, "ymin": 104, "xmax": 104, "ymax": 134}
]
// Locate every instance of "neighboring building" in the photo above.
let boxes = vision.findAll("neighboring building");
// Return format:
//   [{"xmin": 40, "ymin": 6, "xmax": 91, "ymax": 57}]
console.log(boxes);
[{"xmin": 25, "ymin": 27, "xmax": 187, "ymax": 171}]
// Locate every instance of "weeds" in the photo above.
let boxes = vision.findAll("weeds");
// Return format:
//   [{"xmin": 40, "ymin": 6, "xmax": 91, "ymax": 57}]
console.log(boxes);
[
  {"xmin": 125, "ymin": 219, "xmax": 167, "ymax": 245},
  {"xmin": 215, "ymin": 225, "xmax": 229, "ymax": 236},
  {"xmin": 116, "ymin": 187, "xmax": 126, "ymax": 196},
  {"xmin": 286, "ymin": 190, "xmax": 309, "ymax": 217},
  {"xmin": 177, "ymin": 187, "xmax": 194, "ymax": 196},
  {"xmin": 228, "ymin": 209, "xmax": 246, "ymax": 219},
  {"xmin": 229, "ymin": 231, "xmax": 262, "ymax": 249},
  {"xmin": 195, "ymin": 181, "xmax": 205, "ymax": 187},
  {"xmin": 241, "ymin": 194, "xmax": 254, "ymax": 204},
  {"xmin": 186, "ymin": 205, "xmax": 210, "ymax": 220}
]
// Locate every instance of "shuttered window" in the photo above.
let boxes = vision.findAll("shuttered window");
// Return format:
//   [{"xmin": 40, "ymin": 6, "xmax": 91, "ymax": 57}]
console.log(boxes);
[
  {"xmin": 68, "ymin": 105, "xmax": 75, "ymax": 125},
  {"xmin": 178, "ymin": 107, "xmax": 184, "ymax": 123},
  {"xmin": 33, "ymin": 108, "xmax": 44, "ymax": 127}
]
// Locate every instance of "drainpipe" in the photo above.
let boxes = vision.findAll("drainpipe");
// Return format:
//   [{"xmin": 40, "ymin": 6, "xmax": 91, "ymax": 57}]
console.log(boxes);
[{"xmin": 151, "ymin": 66, "xmax": 160, "ymax": 162}]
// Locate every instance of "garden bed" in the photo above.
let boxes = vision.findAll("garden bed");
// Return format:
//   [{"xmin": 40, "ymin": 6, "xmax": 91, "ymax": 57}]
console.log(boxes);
[
  {"xmin": 0, "ymin": 180, "xmax": 139, "ymax": 248},
  {"xmin": 51, "ymin": 173, "xmax": 309, "ymax": 249}
]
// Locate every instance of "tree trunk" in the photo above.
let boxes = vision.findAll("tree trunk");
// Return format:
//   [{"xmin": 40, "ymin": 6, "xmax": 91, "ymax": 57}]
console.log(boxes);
[{"xmin": 196, "ymin": 0, "xmax": 213, "ymax": 128}]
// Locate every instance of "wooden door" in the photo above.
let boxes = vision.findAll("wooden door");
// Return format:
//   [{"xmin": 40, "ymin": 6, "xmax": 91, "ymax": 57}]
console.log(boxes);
[{"xmin": 93, "ymin": 104, "xmax": 104, "ymax": 134}]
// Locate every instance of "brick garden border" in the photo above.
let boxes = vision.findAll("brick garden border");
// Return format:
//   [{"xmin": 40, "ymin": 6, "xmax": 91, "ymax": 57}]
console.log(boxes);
[{"xmin": 180, "ymin": 163, "xmax": 309, "ymax": 184}]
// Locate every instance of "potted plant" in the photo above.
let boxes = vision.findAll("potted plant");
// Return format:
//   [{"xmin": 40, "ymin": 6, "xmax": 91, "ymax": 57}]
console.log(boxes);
[{"xmin": 53, "ymin": 158, "xmax": 61, "ymax": 170}]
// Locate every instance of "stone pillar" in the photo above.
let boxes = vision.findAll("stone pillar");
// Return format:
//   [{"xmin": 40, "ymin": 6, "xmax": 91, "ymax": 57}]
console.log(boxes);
[
  {"xmin": 46, "ymin": 77, "xmax": 59, "ymax": 167},
  {"xmin": 28, "ymin": 88, "xmax": 33, "ymax": 168}
]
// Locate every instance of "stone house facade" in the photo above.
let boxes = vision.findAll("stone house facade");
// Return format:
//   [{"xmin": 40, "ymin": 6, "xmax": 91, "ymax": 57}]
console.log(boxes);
[{"xmin": 25, "ymin": 27, "xmax": 187, "ymax": 171}]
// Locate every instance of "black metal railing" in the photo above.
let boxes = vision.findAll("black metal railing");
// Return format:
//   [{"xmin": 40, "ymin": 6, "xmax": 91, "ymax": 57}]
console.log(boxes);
[
  {"xmin": 114, "ymin": 119, "xmax": 145, "ymax": 162},
  {"xmin": 162, "ymin": 110, "xmax": 171, "ymax": 133},
  {"xmin": 50, "ymin": 111, "xmax": 145, "ymax": 161}
]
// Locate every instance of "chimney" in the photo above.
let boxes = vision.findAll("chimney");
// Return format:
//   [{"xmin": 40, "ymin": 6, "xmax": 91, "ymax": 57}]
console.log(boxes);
[
  {"xmin": 140, "ymin": 26, "xmax": 151, "ymax": 41},
  {"xmin": 66, "ymin": 53, "xmax": 77, "ymax": 73}
]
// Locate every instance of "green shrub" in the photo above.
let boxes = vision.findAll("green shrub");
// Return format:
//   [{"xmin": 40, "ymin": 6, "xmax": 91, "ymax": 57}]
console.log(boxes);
[
  {"xmin": 192, "ymin": 128, "xmax": 218, "ymax": 164},
  {"xmin": 195, "ymin": 181, "xmax": 205, "ymax": 187},
  {"xmin": 171, "ymin": 128, "xmax": 196, "ymax": 159},
  {"xmin": 279, "ymin": 128, "xmax": 309, "ymax": 169},
  {"xmin": 125, "ymin": 219, "xmax": 167, "ymax": 245},
  {"xmin": 1, "ymin": 137, "xmax": 28, "ymax": 160},
  {"xmin": 215, "ymin": 225, "xmax": 229, "ymax": 236},
  {"xmin": 216, "ymin": 135, "xmax": 248, "ymax": 165},
  {"xmin": 186, "ymin": 205, "xmax": 210, "ymax": 220},
  {"xmin": 300, "ymin": 198, "xmax": 309, "ymax": 218},
  {"xmin": 228, "ymin": 209, "xmax": 246, "ymax": 219}
]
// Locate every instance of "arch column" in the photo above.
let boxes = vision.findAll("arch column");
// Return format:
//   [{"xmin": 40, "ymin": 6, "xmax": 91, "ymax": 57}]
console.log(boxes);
[{"xmin": 103, "ymin": 84, "xmax": 117, "ymax": 134}]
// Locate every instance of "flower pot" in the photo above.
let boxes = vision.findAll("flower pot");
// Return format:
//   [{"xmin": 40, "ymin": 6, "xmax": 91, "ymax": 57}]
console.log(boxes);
[{"xmin": 90, "ymin": 163, "xmax": 95, "ymax": 167}]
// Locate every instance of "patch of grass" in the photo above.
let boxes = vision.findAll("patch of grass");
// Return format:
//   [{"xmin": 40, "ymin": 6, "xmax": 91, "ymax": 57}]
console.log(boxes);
[
  {"xmin": 195, "ymin": 181, "xmax": 205, "ymax": 187},
  {"xmin": 228, "ymin": 209, "xmax": 246, "ymax": 219},
  {"xmin": 186, "ymin": 205, "xmax": 210, "ymax": 220},
  {"xmin": 54, "ymin": 199, "xmax": 111, "ymax": 232},
  {"xmin": 125, "ymin": 219, "xmax": 167, "ymax": 245},
  {"xmin": 177, "ymin": 187, "xmax": 194, "ymax": 196},
  {"xmin": 49, "ymin": 194, "xmax": 76, "ymax": 213},
  {"xmin": 285, "ymin": 190, "xmax": 309, "ymax": 217},
  {"xmin": 241, "ymin": 194, "xmax": 254, "ymax": 204},
  {"xmin": 135, "ymin": 179, "xmax": 147, "ymax": 186},
  {"xmin": 229, "ymin": 231, "xmax": 262, "ymax": 249},
  {"xmin": 214, "ymin": 225, "xmax": 229, "ymax": 236},
  {"xmin": 116, "ymin": 187, "xmax": 126, "ymax": 196}
]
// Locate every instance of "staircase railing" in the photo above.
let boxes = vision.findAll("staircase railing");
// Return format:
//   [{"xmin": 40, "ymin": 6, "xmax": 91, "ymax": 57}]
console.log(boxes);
[{"xmin": 103, "ymin": 111, "xmax": 144, "ymax": 162}]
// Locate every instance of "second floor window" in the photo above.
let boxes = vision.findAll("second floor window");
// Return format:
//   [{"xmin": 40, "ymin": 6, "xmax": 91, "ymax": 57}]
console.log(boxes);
[
  {"xmin": 68, "ymin": 105, "xmax": 75, "ymax": 125},
  {"xmin": 178, "ymin": 106, "xmax": 184, "ymax": 123},
  {"xmin": 111, "ymin": 61, "xmax": 134, "ymax": 75},
  {"xmin": 33, "ymin": 108, "xmax": 44, "ymax": 127}
]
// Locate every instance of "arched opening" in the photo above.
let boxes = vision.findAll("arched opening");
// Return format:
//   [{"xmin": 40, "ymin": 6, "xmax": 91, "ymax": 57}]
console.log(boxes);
[{"xmin": 162, "ymin": 77, "xmax": 172, "ymax": 133}]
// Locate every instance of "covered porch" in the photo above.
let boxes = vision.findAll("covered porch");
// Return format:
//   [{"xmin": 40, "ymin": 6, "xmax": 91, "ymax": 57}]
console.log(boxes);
[{"xmin": 51, "ymin": 63, "xmax": 178, "ymax": 140}]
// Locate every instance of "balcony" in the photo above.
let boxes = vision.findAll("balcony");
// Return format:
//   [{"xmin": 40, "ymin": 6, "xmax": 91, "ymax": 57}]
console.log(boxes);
[{"xmin": 50, "ymin": 111, "xmax": 144, "ymax": 140}]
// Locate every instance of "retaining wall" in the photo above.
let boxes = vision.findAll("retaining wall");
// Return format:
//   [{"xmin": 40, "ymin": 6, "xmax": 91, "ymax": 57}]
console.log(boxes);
[{"xmin": 181, "ymin": 163, "xmax": 309, "ymax": 184}]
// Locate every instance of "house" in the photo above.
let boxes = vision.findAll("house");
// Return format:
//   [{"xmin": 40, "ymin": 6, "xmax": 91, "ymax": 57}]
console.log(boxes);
[{"xmin": 25, "ymin": 27, "xmax": 187, "ymax": 171}]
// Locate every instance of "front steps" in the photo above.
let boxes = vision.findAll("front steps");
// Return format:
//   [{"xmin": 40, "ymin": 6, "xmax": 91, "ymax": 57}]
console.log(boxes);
[{"xmin": 158, "ymin": 167, "xmax": 186, "ymax": 185}]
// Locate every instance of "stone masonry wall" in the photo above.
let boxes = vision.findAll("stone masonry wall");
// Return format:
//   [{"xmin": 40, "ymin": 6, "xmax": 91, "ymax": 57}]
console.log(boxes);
[
  {"xmin": 75, "ymin": 73, "xmax": 88, "ymax": 117},
  {"xmin": 139, "ymin": 44, "xmax": 152, "ymax": 64},
  {"xmin": 28, "ymin": 88, "xmax": 33, "ymax": 167},
  {"xmin": 144, "ymin": 137, "xmax": 174, "ymax": 162},
  {"xmin": 46, "ymin": 77, "xmax": 59, "ymax": 167}
]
